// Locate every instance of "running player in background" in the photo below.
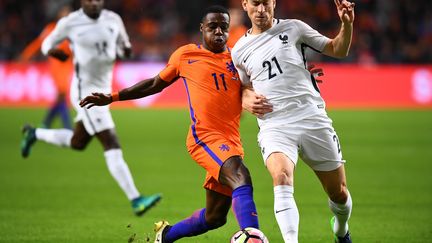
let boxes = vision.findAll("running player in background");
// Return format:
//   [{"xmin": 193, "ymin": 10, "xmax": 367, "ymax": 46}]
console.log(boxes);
[
  {"xmin": 232, "ymin": 0, "xmax": 355, "ymax": 242},
  {"xmin": 20, "ymin": 0, "xmax": 161, "ymax": 216},
  {"xmin": 19, "ymin": 4, "xmax": 73, "ymax": 129},
  {"xmin": 80, "ymin": 5, "xmax": 265, "ymax": 243}
]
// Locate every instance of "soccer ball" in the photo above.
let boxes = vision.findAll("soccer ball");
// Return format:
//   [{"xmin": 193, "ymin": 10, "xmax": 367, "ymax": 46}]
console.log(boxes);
[{"xmin": 230, "ymin": 227, "xmax": 269, "ymax": 243}]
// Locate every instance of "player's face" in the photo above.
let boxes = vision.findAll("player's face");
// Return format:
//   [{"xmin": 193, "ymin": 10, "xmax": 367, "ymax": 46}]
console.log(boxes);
[
  {"xmin": 200, "ymin": 13, "xmax": 230, "ymax": 53},
  {"xmin": 243, "ymin": 0, "xmax": 275, "ymax": 32},
  {"xmin": 81, "ymin": 0, "xmax": 104, "ymax": 19}
]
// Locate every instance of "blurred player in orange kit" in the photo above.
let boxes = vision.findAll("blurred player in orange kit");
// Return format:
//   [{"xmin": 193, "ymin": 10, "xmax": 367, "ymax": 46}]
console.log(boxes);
[
  {"xmin": 19, "ymin": 4, "xmax": 73, "ymax": 129},
  {"xmin": 227, "ymin": 8, "xmax": 247, "ymax": 48},
  {"xmin": 80, "ymin": 5, "xmax": 267, "ymax": 243}
]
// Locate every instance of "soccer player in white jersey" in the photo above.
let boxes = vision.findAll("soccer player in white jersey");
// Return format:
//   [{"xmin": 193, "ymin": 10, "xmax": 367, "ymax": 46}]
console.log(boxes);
[
  {"xmin": 231, "ymin": 0, "xmax": 355, "ymax": 242},
  {"xmin": 20, "ymin": 0, "xmax": 161, "ymax": 216}
]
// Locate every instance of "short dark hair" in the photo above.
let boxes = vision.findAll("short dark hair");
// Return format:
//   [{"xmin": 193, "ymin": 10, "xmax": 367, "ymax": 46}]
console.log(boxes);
[{"xmin": 201, "ymin": 5, "xmax": 230, "ymax": 22}]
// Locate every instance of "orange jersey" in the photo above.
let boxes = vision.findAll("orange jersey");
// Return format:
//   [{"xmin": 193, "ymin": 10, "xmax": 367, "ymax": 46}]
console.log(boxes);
[
  {"xmin": 20, "ymin": 22, "xmax": 73, "ymax": 93},
  {"xmin": 160, "ymin": 44, "xmax": 243, "ymax": 151},
  {"xmin": 159, "ymin": 44, "xmax": 244, "ymax": 196}
]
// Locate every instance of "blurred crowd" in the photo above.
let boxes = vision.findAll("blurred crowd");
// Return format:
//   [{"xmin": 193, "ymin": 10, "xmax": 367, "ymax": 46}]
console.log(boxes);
[{"xmin": 1, "ymin": 0, "xmax": 431, "ymax": 64}]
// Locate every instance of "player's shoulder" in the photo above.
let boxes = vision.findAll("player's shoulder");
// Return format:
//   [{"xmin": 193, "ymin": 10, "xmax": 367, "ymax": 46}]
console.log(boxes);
[
  {"xmin": 231, "ymin": 31, "xmax": 250, "ymax": 57},
  {"xmin": 174, "ymin": 44, "xmax": 205, "ymax": 55},
  {"xmin": 66, "ymin": 9, "xmax": 84, "ymax": 21},
  {"xmin": 166, "ymin": 44, "xmax": 196, "ymax": 61},
  {"xmin": 278, "ymin": 18, "xmax": 311, "ymax": 30},
  {"xmin": 178, "ymin": 43, "xmax": 198, "ymax": 51},
  {"xmin": 273, "ymin": 18, "xmax": 304, "ymax": 29},
  {"xmin": 100, "ymin": 9, "xmax": 122, "ymax": 20},
  {"xmin": 57, "ymin": 9, "xmax": 84, "ymax": 26},
  {"xmin": 268, "ymin": 19, "xmax": 311, "ymax": 39}
]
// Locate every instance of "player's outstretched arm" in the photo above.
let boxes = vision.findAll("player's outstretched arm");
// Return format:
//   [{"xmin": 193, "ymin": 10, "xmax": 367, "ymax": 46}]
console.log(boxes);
[
  {"xmin": 80, "ymin": 75, "xmax": 173, "ymax": 109},
  {"xmin": 242, "ymin": 85, "xmax": 273, "ymax": 118},
  {"xmin": 323, "ymin": 0, "xmax": 355, "ymax": 58}
]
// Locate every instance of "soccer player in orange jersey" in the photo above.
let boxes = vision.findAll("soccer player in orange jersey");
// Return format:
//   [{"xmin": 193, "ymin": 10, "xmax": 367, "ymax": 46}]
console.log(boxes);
[
  {"xmin": 19, "ymin": 5, "xmax": 73, "ymax": 129},
  {"xmin": 80, "ymin": 5, "xmax": 267, "ymax": 243}
]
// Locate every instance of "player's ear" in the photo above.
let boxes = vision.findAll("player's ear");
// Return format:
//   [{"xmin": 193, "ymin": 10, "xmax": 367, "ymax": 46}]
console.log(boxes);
[
  {"xmin": 200, "ymin": 23, "xmax": 203, "ymax": 32},
  {"xmin": 242, "ymin": 0, "xmax": 248, "ymax": 11}
]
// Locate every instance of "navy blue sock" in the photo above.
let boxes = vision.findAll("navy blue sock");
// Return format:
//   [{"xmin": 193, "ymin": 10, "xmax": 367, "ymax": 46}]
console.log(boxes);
[
  {"xmin": 232, "ymin": 185, "xmax": 259, "ymax": 229},
  {"xmin": 43, "ymin": 102, "xmax": 61, "ymax": 128},
  {"xmin": 58, "ymin": 100, "xmax": 72, "ymax": 129},
  {"xmin": 165, "ymin": 208, "xmax": 210, "ymax": 242}
]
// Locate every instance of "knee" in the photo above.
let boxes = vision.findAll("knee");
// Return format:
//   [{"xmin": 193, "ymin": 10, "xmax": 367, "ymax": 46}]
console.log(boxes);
[
  {"xmin": 328, "ymin": 184, "xmax": 349, "ymax": 204},
  {"xmin": 220, "ymin": 157, "xmax": 252, "ymax": 189},
  {"xmin": 230, "ymin": 164, "xmax": 252, "ymax": 188},
  {"xmin": 236, "ymin": 164, "xmax": 252, "ymax": 184},
  {"xmin": 70, "ymin": 138, "xmax": 87, "ymax": 151},
  {"xmin": 99, "ymin": 137, "xmax": 120, "ymax": 150},
  {"xmin": 272, "ymin": 170, "xmax": 293, "ymax": 186},
  {"xmin": 205, "ymin": 214, "xmax": 227, "ymax": 230}
]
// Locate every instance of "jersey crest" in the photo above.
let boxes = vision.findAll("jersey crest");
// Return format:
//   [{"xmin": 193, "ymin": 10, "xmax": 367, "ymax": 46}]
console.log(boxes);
[
  {"xmin": 226, "ymin": 61, "xmax": 237, "ymax": 76},
  {"xmin": 279, "ymin": 34, "xmax": 288, "ymax": 44}
]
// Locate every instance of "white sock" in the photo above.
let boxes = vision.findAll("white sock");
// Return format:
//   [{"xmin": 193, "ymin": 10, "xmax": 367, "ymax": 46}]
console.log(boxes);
[
  {"xmin": 35, "ymin": 128, "xmax": 73, "ymax": 147},
  {"xmin": 104, "ymin": 149, "xmax": 140, "ymax": 200},
  {"xmin": 274, "ymin": 185, "xmax": 299, "ymax": 243},
  {"xmin": 329, "ymin": 190, "xmax": 352, "ymax": 237}
]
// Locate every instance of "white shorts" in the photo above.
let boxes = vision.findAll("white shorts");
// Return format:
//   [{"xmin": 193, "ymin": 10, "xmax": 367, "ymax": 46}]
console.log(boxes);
[
  {"xmin": 257, "ymin": 117, "xmax": 345, "ymax": 171},
  {"xmin": 70, "ymin": 81, "xmax": 115, "ymax": 136}
]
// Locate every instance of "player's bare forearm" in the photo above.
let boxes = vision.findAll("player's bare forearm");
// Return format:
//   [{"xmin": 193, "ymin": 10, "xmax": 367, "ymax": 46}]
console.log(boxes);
[
  {"xmin": 241, "ymin": 85, "xmax": 273, "ymax": 118},
  {"xmin": 323, "ymin": 0, "xmax": 355, "ymax": 58},
  {"xmin": 119, "ymin": 75, "xmax": 171, "ymax": 101},
  {"xmin": 80, "ymin": 75, "xmax": 172, "ymax": 109},
  {"xmin": 331, "ymin": 22, "xmax": 353, "ymax": 58}
]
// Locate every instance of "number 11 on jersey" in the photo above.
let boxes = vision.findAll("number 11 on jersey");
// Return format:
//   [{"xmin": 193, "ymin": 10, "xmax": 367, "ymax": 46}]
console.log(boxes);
[{"xmin": 212, "ymin": 73, "xmax": 227, "ymax": 91}]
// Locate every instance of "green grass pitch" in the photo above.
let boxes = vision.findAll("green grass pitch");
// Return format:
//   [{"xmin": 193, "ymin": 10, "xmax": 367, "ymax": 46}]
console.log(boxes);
[{"xmin": 0, "ymin": 108, "xmax": 431, "ymax": 242}]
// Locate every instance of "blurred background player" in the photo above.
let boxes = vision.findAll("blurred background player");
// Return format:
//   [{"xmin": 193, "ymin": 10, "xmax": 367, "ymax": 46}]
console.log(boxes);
[
  {"xmin": 227, "ymin": 8, "xmax": 247, "ymax": 48},
  {"xmin": 20, "ymin": 0, "xmax": 161, "ymax": 216},
  {"xmin": 19, "ymin": 4, "xmax": 73, "ymax": 129},
  {"xmin": 233, "ymin": 0, "xmax": 355, "ymax": 242},
  {"xmin": 79, "ymin": 5, "xmax": 266, "ymax": 243}
]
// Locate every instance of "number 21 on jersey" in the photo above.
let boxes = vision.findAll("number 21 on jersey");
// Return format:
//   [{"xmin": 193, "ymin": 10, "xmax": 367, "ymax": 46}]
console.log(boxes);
[{"xmin": 262, "ymin": 56, "xmax": 283, "ymax": 80}]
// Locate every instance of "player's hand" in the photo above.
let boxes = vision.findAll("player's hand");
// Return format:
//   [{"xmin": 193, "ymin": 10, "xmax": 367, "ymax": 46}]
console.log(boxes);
[
  {"xmin": 242, "ymin": 88, "xmax": 273, "ymax": 118},
  {"xmin": 123, "ymin": 47, "xmax": 132, "ymax": 59},
  {"xmin": 308, "ymin": 64, "xmax": 324, "ymax": 83},
  {"xmin": 117, "ymin": 47, "xmax": 132, "ymax": 60},
  {"xmin": 48, "ymin": 49, "xmax": 70, "ymax": 62},
  {"xmin": 79, "ymin": 92, "xmax": 112, "ymax": 109},
  {"xmin": 334, "ymin": 0, "xmax": 355, "ymax": 24}
]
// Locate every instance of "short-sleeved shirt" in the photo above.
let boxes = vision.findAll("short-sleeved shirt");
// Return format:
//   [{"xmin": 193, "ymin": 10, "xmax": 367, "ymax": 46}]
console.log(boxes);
[
  {"xmin": 159, "ymin": 44, "xmax": 243, "ymax": 153},
  {"xmin": 42, "ymin": 8, "xmax": 131, "ymax": 95},
  {"xmin": 232, "ymin": 19, "xmax": 331, "ymax": 128}
]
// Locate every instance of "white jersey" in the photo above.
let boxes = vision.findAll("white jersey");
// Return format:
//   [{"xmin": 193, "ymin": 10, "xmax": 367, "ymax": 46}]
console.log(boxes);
[
  {"xmin": 232, "ymin": 19, "xmax": 331, "ymax": 128},
  {"xmin": 42, "ymin": 8, "xmax": 131, "ymax": 97}
]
